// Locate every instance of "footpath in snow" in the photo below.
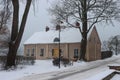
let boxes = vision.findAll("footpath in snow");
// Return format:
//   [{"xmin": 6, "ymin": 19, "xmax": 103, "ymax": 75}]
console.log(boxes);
[{"xmin": 0, "ymin": 55, "xmax": 120, "ymax": 80}]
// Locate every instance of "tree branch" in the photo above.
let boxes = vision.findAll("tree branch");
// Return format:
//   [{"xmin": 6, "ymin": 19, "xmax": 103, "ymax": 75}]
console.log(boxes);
[
  {"xmin": 11, "ymin": 0, "xmax": 19, "ymax": 41},
  {"xmin": 15, "ymin": 0, "xmax": 32, "ymax": 50}
]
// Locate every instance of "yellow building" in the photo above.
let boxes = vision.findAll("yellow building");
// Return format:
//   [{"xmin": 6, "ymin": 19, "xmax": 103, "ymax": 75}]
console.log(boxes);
[{"xmin": 24, "ymin": 26, "xmax": 101, "ymax": 61}]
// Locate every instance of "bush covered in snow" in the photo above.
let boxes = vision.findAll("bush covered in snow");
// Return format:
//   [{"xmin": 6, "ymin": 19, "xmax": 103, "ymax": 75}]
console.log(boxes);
[{"xmin": 0, "ymin": 56, "xmax": 35, "ymax": 70}]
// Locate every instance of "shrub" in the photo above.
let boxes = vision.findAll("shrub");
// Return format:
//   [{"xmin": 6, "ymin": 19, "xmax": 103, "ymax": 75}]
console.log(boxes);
[{"xmin": 52, "ymin": 58, "xmax": 59, "ymax": 66}]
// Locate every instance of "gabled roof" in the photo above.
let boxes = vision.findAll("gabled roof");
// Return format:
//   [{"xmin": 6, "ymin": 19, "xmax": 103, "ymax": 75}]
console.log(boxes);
[
  {"xmin": 24, "ymin": 26, "xmax": 101, "ymax": 45},
  {"xmin": 24, "ymin": 28, "xmax": 82, "ymax": 44},
  {"xmin": 88, "ymin": 26, "xmax": 101, "ymax": 44}
]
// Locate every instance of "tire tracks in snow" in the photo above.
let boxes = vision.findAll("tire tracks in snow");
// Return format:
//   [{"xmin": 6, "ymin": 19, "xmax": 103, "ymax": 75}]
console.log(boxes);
[
  {"xmin": 18, "ymin": 57, "xmax": 120, "ymax": 80},
  {"xmin": 48, "ymin": 58, "xmax": 120, "ymax": 80}
]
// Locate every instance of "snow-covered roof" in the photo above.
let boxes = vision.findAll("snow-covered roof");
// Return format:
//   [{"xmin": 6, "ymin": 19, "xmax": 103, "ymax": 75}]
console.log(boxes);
[{"xmin": 24, "ymin": 28, "xmax": 82, "ymax": 44}]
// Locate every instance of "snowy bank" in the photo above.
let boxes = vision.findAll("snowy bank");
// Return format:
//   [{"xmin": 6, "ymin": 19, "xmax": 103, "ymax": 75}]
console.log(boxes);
[{"xmin": 0, "ymin": 55, "xmax": 120, "ymax": 80}]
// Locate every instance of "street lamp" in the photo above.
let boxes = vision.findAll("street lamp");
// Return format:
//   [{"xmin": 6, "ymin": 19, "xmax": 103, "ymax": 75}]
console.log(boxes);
[
  {"xmin": 53, "ymin": 37, "xmax": 60, "ymax": 68},
  {"xmin": 53, "ymin": 24, "xmax": 61, "ymax": 68}
]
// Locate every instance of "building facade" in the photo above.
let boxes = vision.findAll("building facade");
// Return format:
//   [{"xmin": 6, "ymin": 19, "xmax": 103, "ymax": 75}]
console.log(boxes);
[{"xmin": 24, "ymin": 26, "xmax": 101, "ymax": 61}]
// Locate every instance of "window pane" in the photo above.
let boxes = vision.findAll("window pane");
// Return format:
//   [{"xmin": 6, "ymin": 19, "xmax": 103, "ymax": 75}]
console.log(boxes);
[
  {"xmin": 74, "ymin": 49, "xmax": 78, "ymax": 58},
  {"xmin": 27, "ymin": 49, "xmax": 30, "ymax": 56},
  {"xmin": 52, "ymin": 49, "xmax": 54, "ymax": 56},
  {"xmin": 40, "ymin": 49, "xmax": 44, "ymax": 56},
  {"xmin": 31, "ymin": 48, "xmax": 34, "ymax": 56}
]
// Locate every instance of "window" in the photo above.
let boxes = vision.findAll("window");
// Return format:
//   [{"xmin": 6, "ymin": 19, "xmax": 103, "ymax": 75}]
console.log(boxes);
[
  {"xmin": 40, "ymin": 49, "xmax": 44, "ymax": 56},
  {"xmin": 60, "ymin": 49, "xmax": 62, "ymax": 57},
  {"xmin": 27, "ymin": 49, "xmax": 30, "ymax": 56},
  {"xmin": 31, "ymin": 48, "xmax": 34, "ymax": 56},
  {"xmin": 74, "ymin": 49, "xmax": 78, "ymax": 58},
  {"xmin": 52, "ymin": 49, "xmax": 54, "ymax": 56}
]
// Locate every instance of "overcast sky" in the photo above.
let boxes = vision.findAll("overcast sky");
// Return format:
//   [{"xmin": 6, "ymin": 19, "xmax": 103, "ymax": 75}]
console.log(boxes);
[
  {"xmin": 20, "ymin": 0, "xmax": 53, "ymax": 45},
  {"xmin": 20, "ymin": 0, "xmax": 120, "ymax": 47}
]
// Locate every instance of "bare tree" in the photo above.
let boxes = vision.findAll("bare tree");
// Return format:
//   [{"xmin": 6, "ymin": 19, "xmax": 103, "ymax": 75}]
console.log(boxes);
[
  {"xmin": 0, "ymin": 1, "xmax": 11, "ymax": 56},
  {"xmin": 0, "ymin": 27, "xmax": 10, "ymax": 56},
  {"xmin": 102, "ymin": 41, "xmax": 109, "ymax": 51},
  {"xmin": 0, "ymin": 0, "xmax": 33, "ymax": 69},
  {"xmin": 49, "ymin": 0, "xmax": 120, "ymax": 60},
  {"xmin": 108, "ymin": 35, "xmax": 120, "ymax": 55},
  {"xmin": 0, "ymin": 1, "xmax": 11, "ymax": 32},
  {"xmin": 0, "ymin": 10, "xmax": 11, "ymax": 31}
]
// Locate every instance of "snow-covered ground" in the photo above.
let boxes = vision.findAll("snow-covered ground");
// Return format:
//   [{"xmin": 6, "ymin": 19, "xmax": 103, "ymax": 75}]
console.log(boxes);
[
  {"xmin": 111, "ymin": 74, "xmax": 120, "ymax": 80},
  {"xmin": 0, "ymin": 55, "xmax": 120, "ymax": 80},
  {"xmin": 0, "ymin": 59, "xmax": 85, "ymax": 80}
]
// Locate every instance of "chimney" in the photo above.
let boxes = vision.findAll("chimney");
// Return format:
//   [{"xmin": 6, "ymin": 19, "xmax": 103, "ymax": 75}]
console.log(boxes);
[
  {"xmin": 46, "ymin": 26, "xmax": 49, "ymax": 32},
  {"xmin": 75, "ymin": 21, "xmax": 80, "ymax": 28}
]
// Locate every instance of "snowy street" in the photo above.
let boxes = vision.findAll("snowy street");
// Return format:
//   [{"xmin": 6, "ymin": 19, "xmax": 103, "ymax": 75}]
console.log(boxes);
[{"xmin": 17, "ymin": 56, "xmax": 120, "ymax": 80}]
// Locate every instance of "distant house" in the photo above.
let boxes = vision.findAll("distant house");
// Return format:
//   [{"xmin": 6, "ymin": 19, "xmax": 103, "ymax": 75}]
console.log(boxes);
[{"xmin": 24, "ymin": 26, "xmax": 101, "ymax": 61}]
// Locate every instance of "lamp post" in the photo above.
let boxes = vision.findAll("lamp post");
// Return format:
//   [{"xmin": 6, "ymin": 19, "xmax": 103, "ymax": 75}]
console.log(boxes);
[
  {"xmin": 53, "ymin": 21, "xmax": 62, "ymax": 68},
  {"xmin": 53, "ymin": 32, "xmax": 60, "ymax": 68},
  {"xmin": 58, "ymin": 27, "xmax": 60, "ymax": 68}
]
